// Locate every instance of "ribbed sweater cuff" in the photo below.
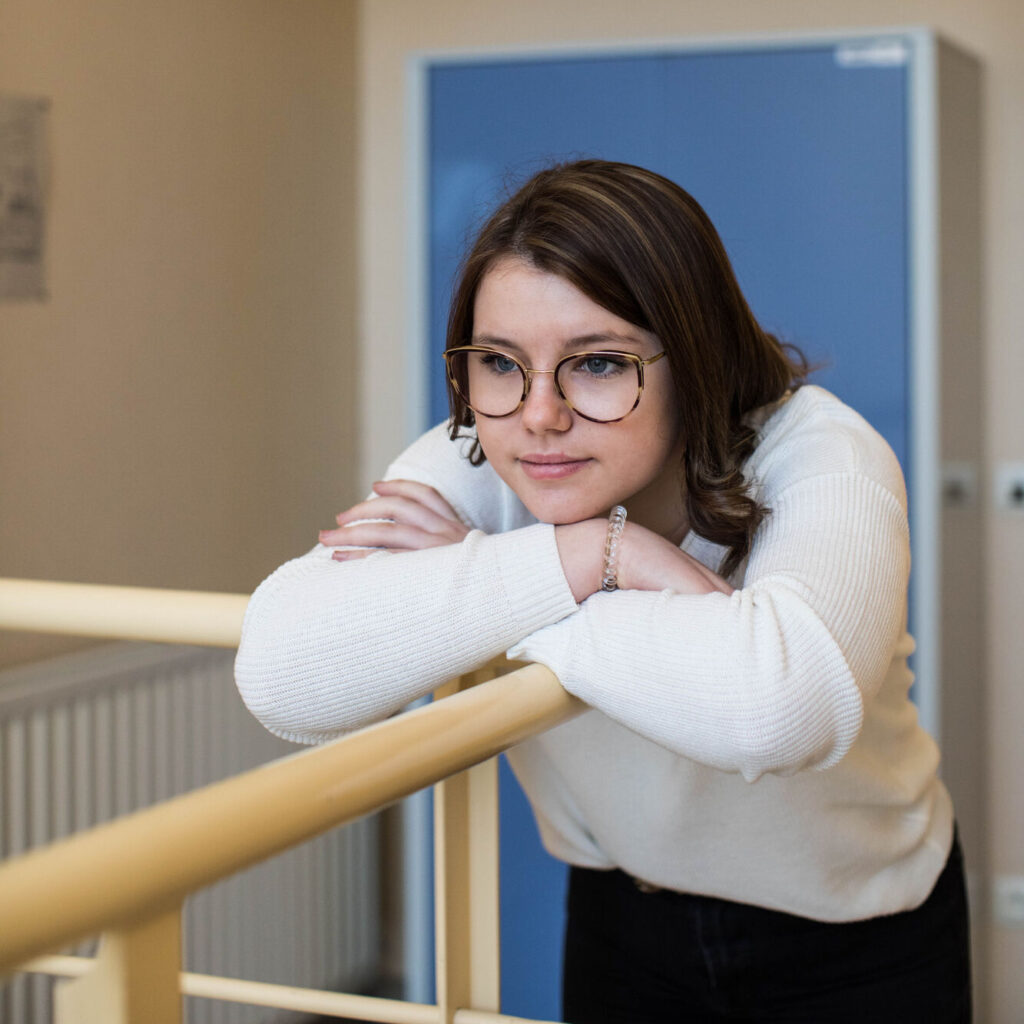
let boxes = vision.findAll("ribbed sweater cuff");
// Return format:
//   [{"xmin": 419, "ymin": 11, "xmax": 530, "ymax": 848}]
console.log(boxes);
[{"xmin": 485, "ymin": 523, "xmax": 579, "ymax": 636}]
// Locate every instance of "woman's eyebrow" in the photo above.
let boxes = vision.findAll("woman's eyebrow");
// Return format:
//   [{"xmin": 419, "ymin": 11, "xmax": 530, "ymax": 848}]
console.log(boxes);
[
  {"xmin": 469, "ymin": 334, "xmax": 526, "ymax": 353},
  {"xmin": 568, "ymin": 332, "xmax": 649, "ymax": 350},
  {"xmin": 470, "ymin": 331, "xmax": 649, "ymax": 353}
]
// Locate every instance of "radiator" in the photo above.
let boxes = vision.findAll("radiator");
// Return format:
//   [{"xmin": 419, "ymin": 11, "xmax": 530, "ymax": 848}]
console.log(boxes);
[{"xmin": 0, "ymin": 642, "xmax": 381, "ymax": 1024}]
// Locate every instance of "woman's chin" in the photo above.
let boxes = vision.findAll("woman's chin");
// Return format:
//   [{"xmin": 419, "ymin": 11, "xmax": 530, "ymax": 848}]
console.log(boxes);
[{"xmin": 521, "ymin": 498, "xmax": 608, "ymax": 526}]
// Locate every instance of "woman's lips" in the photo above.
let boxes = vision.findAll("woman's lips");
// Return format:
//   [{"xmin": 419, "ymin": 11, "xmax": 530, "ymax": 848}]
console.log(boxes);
[{"xmin": 518, "ymin": 455, "xmax": 592, "ymax": 480}]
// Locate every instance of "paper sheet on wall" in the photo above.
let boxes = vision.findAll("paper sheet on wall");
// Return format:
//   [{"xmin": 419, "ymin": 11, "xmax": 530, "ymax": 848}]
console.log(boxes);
[{"xmin": 0, "ymin": 95, "xmax": 50, "ymax": 301}]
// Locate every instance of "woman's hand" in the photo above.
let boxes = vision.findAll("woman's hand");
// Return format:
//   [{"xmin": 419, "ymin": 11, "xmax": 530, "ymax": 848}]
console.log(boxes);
[
  {"xmin": 319, "ymin": 479, "xmax": 471, "ymax": 561},
  {"xmin": 618, "ymin": 523, "xmax": 734, "ymax": 596},
  {"xmin": 555, "ymin": 519, "xmax": 733, "ymax": 603}
]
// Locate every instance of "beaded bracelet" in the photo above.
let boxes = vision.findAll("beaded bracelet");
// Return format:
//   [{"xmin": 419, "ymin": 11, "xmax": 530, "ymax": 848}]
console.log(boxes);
[{"xmin": 600, "ymin": 505, "xmax": 628, "ymax": 592}]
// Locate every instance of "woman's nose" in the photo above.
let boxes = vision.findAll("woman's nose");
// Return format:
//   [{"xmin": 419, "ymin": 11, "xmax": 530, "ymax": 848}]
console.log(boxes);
[{"xmin": 520, "ymin": 371, "xmax": 573, "ymax": 433}]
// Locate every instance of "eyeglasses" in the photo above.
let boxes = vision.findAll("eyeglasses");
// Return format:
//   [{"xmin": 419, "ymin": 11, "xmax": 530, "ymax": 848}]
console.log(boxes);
[{"xmin": 444, "ymin": 345, "xmax": 666, "ymax": 423}]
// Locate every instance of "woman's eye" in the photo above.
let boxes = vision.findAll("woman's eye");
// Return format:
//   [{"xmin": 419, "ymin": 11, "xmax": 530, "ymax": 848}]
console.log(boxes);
[
  {"xmin": 480, "ymin": 353, "xmax": 519, "ymax": 375},
  {"xmin": 574, "ymin": 354, "xmax": 628, "ymax": 377}
]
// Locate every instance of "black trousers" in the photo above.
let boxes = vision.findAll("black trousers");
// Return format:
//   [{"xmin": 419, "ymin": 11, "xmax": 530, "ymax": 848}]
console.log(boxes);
[{"xmin": 562, "ymin": 834, "xmax": 971, "ymax": 1023}]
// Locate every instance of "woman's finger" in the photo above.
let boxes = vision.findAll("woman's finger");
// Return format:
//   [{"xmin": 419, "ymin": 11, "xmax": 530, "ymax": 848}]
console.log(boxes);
[
  {"xmin": 331, "ymin": 495, "xmax": 448, "ymax": 536},
  {"xmin": 334, "ymin": 494, "xmax": 449, "ymax": 534},
  {"xmin": 330, "ymin": 548, "xmax": 379, "ymax": 562},
  {"xmin": 319, "ymin": 522, "xmax": 396, "ymax": 549},
  {"xmin": 321, "ymin": 520, "xmax": 413, "ymax": 549},
  {"xmin": 367, "ymin": 479, "xmax": 464, "ymax": 523},
  {"xmin": 331, "ymin": 546, "xmax": 442, "ymax": 562},
  {"xmin": 369, "ymin": 479, "xmax": 464, "ymax": 522},
  {"xmin": 321, "ymin": 517, "xmax": 467, "ymax": 552},
  {"xmin": 322, "ymin": 480, "xmax": 470, "ymax": 554}
]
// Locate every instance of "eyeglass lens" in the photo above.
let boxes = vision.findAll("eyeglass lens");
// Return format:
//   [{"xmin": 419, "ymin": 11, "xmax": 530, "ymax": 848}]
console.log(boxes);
[{"xmin": 448, "ymin": 349, "xmax": 643, "ymax": 422}]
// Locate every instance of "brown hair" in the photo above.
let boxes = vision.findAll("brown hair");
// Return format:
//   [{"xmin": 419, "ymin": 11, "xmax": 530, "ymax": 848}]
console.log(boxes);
[{"xmin": 445, "ymin": 159, "xmax": 808, "ymax": 577}]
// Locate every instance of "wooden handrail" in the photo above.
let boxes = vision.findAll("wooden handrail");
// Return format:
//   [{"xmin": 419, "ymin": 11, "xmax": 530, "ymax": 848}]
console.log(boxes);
[
  {"xmin": 0, "ymin": 577, "xmax": 248, "ymax": 647},
  {"xmin": 0, "ymin": 576, "xmax": 580, "ymax": 1021},
  {"xmin": 0, "ymin": 658, "xmax": 583, "ymax": 975}
]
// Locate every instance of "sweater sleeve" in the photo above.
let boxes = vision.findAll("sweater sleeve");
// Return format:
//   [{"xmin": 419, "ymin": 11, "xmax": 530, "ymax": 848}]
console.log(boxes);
[
  {"xmin": 508, "ymin": 471, "xmax": 910, "ymax": 781},
  {"xmin": 235, "ymin": 526, "xmax": 577, "ymax": 744},
  {"xmin": 234, "ymin": 424, "xmax": 579, "ymax": 744}
]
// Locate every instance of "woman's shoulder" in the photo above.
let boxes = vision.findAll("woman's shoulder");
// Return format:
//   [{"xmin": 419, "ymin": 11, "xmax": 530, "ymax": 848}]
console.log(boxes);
[
  {"xmin": 385, "ymin": 422, "xmax": 533, "ymax": 533},
  {"xmin": 386, "ymin": 421, "xmax": 478, "ymax": 480},
  {"xmin": 746, "ymin": 385, "xmax": 906, "ymax": 506}
]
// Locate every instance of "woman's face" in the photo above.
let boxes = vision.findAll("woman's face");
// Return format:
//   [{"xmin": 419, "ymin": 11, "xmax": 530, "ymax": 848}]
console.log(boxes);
[{"xmin": 471, "ymin": 257, "xmax": 687, "ymax": 539}]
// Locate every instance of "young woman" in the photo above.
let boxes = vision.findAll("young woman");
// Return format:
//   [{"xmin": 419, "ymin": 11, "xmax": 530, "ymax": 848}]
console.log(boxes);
[{"xmin": 236, "ymin": 160, "xmax": 971, "ymax": 1023}]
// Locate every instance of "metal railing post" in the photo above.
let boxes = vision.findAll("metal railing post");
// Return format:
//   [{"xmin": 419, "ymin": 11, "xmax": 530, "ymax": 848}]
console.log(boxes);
[
  {"xmin": 434, "ymin": 668, "xmax": 502, "ymax": 1023},
  {"xmin": 54, "ymin": 905, "xmax": 183, "ymax": 1024}
]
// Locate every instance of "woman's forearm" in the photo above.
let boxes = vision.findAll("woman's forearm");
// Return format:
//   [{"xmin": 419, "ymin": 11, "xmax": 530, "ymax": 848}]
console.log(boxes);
[
  {"xmin": 235, "ymin": 526, "xmax": 578, "ymax": 744},
  {"xmin": 555, "ymin": 519, "xmax": 733, "ymax": 602},
  {"xmin": 515, "ymin": 473, "xmax": 910, "ymax": 780}
]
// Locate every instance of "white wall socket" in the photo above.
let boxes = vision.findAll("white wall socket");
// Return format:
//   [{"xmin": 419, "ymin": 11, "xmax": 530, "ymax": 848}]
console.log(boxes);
[
  {"xmin": 993, "ymin": 875, "xmax": 1024, "ymax": 927},
  {"xmin": 994, "ymin": 461, "xmax": 1024, "ymax": 514}
]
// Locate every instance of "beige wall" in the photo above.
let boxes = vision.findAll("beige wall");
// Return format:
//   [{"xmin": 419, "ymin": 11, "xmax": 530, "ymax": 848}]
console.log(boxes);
[
  {"xmin": 0, "ymin": 0, "xmax": 360, "ymax": 665},
  {"xmin": 358, "ymin": 1, "xmax": 1024, "ymax": 1020}
]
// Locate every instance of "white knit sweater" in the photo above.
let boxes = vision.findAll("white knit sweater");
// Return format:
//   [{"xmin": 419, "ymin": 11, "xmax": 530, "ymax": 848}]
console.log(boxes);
[{"xmin": 235, "ymin": 385, "xmax": 953, "ymax": 922}]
